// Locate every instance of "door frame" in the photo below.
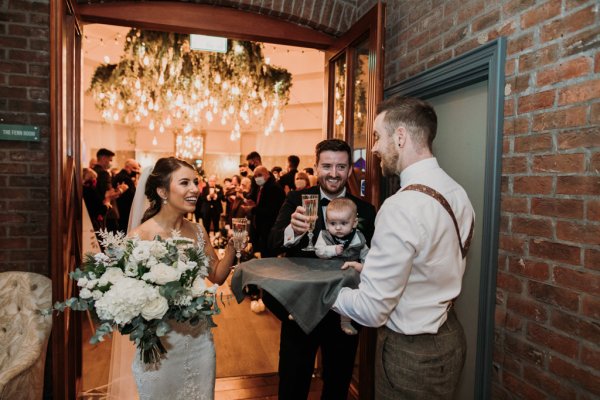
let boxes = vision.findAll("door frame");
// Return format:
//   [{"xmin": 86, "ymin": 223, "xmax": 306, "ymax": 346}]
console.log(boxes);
[
  {"xmin": 384, "ymin": 38, "xmax": 506, "ymax": 399},
  {"xmin": 52, "ymin": 2, "xmax": 382, "ymax": 399}
]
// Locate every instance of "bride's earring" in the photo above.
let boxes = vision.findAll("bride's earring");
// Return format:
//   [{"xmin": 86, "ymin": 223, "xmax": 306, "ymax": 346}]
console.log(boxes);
[{"xmin": 162, "ymin": 197, "xmax": 168, "ymax": 205}]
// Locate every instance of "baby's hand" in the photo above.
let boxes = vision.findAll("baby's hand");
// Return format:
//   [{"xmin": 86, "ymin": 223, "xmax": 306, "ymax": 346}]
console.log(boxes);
[
  {"xmin": 335, "ymin": 244, "xmax": 344, "ymax": 255},
  {"xmin": 341, "ymin": 261, "xmax": 363, "ymax": 273}
]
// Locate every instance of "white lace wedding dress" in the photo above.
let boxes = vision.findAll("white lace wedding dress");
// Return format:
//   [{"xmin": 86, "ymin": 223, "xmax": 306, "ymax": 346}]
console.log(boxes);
[{"xmin": 131, "ymin": 319, "xmax": 215, "ymax": 400}]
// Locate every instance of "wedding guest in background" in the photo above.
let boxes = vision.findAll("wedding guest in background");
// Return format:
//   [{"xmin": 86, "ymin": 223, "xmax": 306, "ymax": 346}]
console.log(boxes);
[
  {"xmin": 267, "ymin": 139, "xmax": 376, "ymax": 400},
  {"xmin": 279, "ymin": 154, "xmax": 300, "ymax": 194},
  {"xmin": 230, "ymin": 176, "xmax": 255, "ymax": 220},
  {"xmin": 224, "ymin": 175, "xmax": 241, "ymax": 225},
  {"xmin": 200, "ymin": 175, "xmax": 224, "ymax": 234},
  {"xmin": 93, "ymin": 148, "xmax": 127, "ymax": 233},
  {"xmin": 82, "ymin": 168, "xmax": 108, "ymax": 233},
  {"xmin": 251, "ymin": 166, "xmax": 285, "ymax": 258},
  {"xmin": 271, "ymin": 166, "xmax": 283, "ymax": 181},
  {"xmin": 293, "ymin": 171, "xmax": 311, "ymax": 191},
  {"xmin": 194, "ymin": 175, "xmax": 206, "ymax": 224},
  {"xmin": 304, "ymin": 167, "xmax": 318, "ymax": 187},
  {"xmin": 112, "ymin": 158, "xmax": 141, "ymax": 233},
  {"xmin": 245, "ymin": 151, "xmax": 262, "ymax": 202},
  {"xmin": 238, "ymin": 163, "xmax": 250, "ymax": 178},
  {"xmin": 333, "ymin": 96, "xmax": 475, "ymax": 399}
]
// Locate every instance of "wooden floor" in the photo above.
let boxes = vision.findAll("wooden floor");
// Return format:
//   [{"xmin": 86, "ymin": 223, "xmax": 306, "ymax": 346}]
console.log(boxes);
[{"xmin": 80, "ymin": 277, "xmax": 299, "ymax": 399}]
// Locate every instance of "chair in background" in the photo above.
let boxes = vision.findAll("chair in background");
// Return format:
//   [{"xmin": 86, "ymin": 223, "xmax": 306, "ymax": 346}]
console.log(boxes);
[{"xmin": 0, "ymin": 272, "xmax": 53, "ymax": 400}]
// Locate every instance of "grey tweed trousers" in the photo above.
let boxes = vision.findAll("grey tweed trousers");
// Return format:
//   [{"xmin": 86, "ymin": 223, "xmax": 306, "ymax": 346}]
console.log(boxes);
[{"xmin": 375, "ymin": 309, "xmax": 466, "ymax": 400}]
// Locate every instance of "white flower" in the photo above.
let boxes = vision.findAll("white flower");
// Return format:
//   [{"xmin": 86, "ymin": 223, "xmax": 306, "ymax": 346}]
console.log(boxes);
[
  {"xmin": 89, "ymin": 272, "xmax": 97, "ymax": 280},
  {"xmin": 100, "ymin": 267, "xmax": 125, "ymax": 284},
  {"xmin": 142, "ymin": 263, "xmax": 181, "ymax": 285},
  {"xmin": 95, "ymin": 278, "xmax": 155, "ymax": 324},
  {"xmin": 149, "ymin": 241, "xmax": 168, "ymax": 258},
  {"xmin": 141, "ymin": 292, "xmax": 169, "ymax": 320},
  {"xmin": 94, "ymin": 253, "xmax": 110, "ymax": 264},
  {"xmin": 176, "ymin": 259, "xmax": 197, "ymax": 273},
  {"xmin": 132, "ymin": 243, "xmax": 151, "ymax": 262},
  {"xmin": 77, "ymin": 277, "xmax": 89, "ymax": 287},
  {"xmin": 124, "ymin": 261, "xmax": 138, "ymax": 277},
  {"xmin": 79, "ymin": 288, "xmax": 92, "ymax": 299},
  {"xmin": 92, "ymin": 290, "xmax": 103, "ymax": 301},
  {"xmin": 190, "ymin": 276, "xmax": 207, "ymax": 297},
  {"xmin": 98, "ymin": 278, "xmax": 108, "ymax": 287},
  {"xmin": 86, "ymin": 279, "xmax": 98, "ymax": 289}
]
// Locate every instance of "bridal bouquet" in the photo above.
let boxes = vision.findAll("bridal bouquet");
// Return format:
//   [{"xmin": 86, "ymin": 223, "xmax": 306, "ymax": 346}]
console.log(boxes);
[{"xmin": 48, "ymin": 229, "xmax": 219, "ymax": 364}]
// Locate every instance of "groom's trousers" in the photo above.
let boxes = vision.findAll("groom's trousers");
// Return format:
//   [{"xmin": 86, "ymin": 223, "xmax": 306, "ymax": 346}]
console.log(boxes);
[{"xmin": 277, "ymin": 309, "xmax": 360, "ymax": 400}]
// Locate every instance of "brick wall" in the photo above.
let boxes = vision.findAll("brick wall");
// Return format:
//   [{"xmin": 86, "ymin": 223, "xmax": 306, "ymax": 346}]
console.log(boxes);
[
  {"xmin": 362, "ymin": 0, "xmax": 599, "ymax": 398},
  {"xmin": 0, "ymin": 0, "xmax": 50, "ymax": 275}
]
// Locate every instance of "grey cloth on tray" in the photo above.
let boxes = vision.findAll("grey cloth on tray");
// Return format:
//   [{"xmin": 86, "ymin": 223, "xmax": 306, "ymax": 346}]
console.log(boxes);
[{"xmin": 231, "ymin": 257, "xmax": 360, "ymax": 334}]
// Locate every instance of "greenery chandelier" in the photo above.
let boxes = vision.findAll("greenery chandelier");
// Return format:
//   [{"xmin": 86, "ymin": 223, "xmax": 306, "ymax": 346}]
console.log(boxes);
[{"xmin": 89, "ymin": 29, "xmax": 293, "ymax": 141}]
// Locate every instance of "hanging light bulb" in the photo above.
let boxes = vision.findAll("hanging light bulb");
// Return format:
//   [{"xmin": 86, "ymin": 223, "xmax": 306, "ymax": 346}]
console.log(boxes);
[
  {"xmin": 279, "ymin": 122, "xmax": 284, "ymax": 133},
  {"xmin": 152, "ymin": 136, "xmax": 158, "ymax": 146}
]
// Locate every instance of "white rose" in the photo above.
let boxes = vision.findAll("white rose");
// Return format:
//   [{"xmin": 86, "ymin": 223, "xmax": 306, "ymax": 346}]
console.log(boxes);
[
  {"xmin": 124, "ymin": 261, "xmax": 138, "ymax": 277},
  {"xmin": 141, "ymin": 294, "xmax": 169, "ymax": 320},
  {"xmin": 190, "ymin": 276, "xmax": 207, "ymax": 297},
  {"xmin": 79, "ymin": 287, "xmax": 92, "ymax": 299},
  {"xmin": 92, "ymin": 290, "xmax": 103, "ymax": 301},
  {"xmin": 77, "ymin": 277, "xmax": 89, "ymax": 287},
  {"xmin": 98, "ymin": 278, "xmax": 109, "ymax": 287},
  {"xmin": 94, "ymin": 253, "xmax": 110, "ymax": 264},
  {"xmin": 132, "ymin": 243, "xmax": 151, "ymax": 262},
  {"xmin": 86, "ymin": 279, "xmax": 98, "ymax": 289},
  {"xmin": 142, "ymin": 263, "xmax": 181, "ymax": 285},
  {"xmin": 101, "ymin": 267, "xmax": 125, "ymax": 284},
  {"xmin": 149, "ymin": 242, "xmax": 168, "ymax": 258}
]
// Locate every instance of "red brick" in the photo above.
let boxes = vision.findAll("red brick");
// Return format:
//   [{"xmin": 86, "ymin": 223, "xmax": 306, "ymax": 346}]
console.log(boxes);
[
  {"xmin": 557, "ymin": 176, "xmax": 600, "ymax": 195},
  {"xmin": 592, "ymin": 103, "xmax": 600, "ymax": 124},
  {"xmin": 522, "ymin": 365, "xmax": 578, "ymax": 399},
  {"xmin": 528, "ymin": 280, "xmax": 580, "ymax": 311},
  {"xmin": 0, "ymin": 61, "xmax": 26, "ymax": 73},
  {"xmin": 507, "ymin": 32, "xmax": 534, "ymax": 55},
  {"xmin": 529, "ymin": 239, "xmax": 581, "ymax": 265},
  {"xmin": 506, "ymin": 294, "xmax": 548, "ymax": 322},
  {"xmin": 508, "ymin": 257, "xmax": 550, "ymax": 281},
  {"xmin": 532, "ymin": 106, "xmax": 587, "ymax": 131},
  {"xmin": 502, "ymin": 371, "xmax": 546, "ymax": 400},
  {"xmin": 551, "ymin": 309, "xmax": 600, "ymax": 343},
  {"xmin": 537, "ymin": 56, "xmax": 592, "ymax": 86},
  {"xmin": 499, "ymin": 233, "xmax": 527, "ymax": 253},
  {"xmin": 488, "ymin": 21, "xmax": 517, "ymax": 42},
  {"xmin": 503, "ymin": 0, "xmax": 537, "ymax": 17},
  {"xmin": 527, "ymin": 322, "xmax": 579, "ymax": 359},
  {"xmin": 504, "ymin": 97, "xmax": 515, "ymax": 116},
  {"xmin": 514, "ymin": 134, "xmax": 552, "ymax": 153},
  {"xmin": 555, "ymin": 265, "xmax": 600, "ymax": 297},
  {"xmin": 588, "ymin": 200, "xmax": 600, "ymax": 222},
  {"xmin": 0, "ymin": 213, "xmax": 27, "ymax": 223},
  {"xmin": 505, "ymin": 58, "xmax": 516, "ymax": 76},
  {"xmin": 519, "ymin": 44, "xmax": 558, "ymax": 72},
  {"xmin": 563, "ymin": 26, "xmax": 600, "ymax": 57},
  {"xmin": 472, "ymin": 9, "xmax": 500, "ymax": 32},
  {"xmin": 520, "ymin": 1, "xmax": 561, "ymax": 29},
  {"xmin": 512, "ymin": 216, "xmax": 553, "ymax": 238},
  {"xmin": 585, "ymin": 248, "xmax": 600, "ymax": 271},
  {"xmin": 0, "ymin": 237, "xmax": 27, "ymax": 249},
  {"xmin": 456, "ymin": 1, "xmax": 485, "ymax": 25},
  {"xmin": 497, "ymin": 271, "xmax": 523, "ymax": 293},
  {"xmin": 557, "ymin": 221, "xmax": 600, "ymax": 246},
  {"xmin": 0, "ymin": 36, "xmax": 27, "ymax": 49},
  {"xmin": 504, "ymin": 334, "xmax": 545, "ymax": 365},
  {"xmin": 549, "ymin": 355, "xmax": 600, "ymax": 394},
  {"xmin": 502, "ymin": 196, "xmax": 529, "ymax": 213},
  {"xmin": 509, "ymin": 73, "xmax": 532, "ymax": 93},
  {"xmin": 532, "ymin": 153, "xmax": 585, "ymax": 173},
  {"xmin": 558, "ymin": 79, "xmax": 600, "ymax": 105},
  {"xmin": 582, "ymin": 295, "xmax": 599, "ymax": 320},
  {"xmin": 591, "ymin": 153, "xmax": 600, "ymax": 174},
  {"xmin": 558, "ymin": 127, "xmax": 600, "ymax": 150},
  {"xmin": 8, "ymin": 75, "xmax": 48, "ymax": 88},
  {"xmin": 541, "ymin": 6, "xmax": 596, "ymax": 42},
  {"xmin": 505, "ymin": 312, "xmax": 524, "ymax": 332},
  {"xmin": 531, "ymin": 197, "xmax": 584, "ymax": 219},
  {"xmin": 517, "ymin": 90, "xmax": 555, "ymax": 114},
  {"xmin": 503, "ymin": 117, "xmax": 530, "ymax": 136},
  {"xmin": 502, "ymin": 156, "xmax": 527, "ymax": 173},
  {"xmin": 581, "ymin": 345, "xmax": 600, "ymax": 370},
  {"xmin": 596, "ymin": 52, "xmax": 600, "ymax": 73},
  {"xmin": 513, "ymin": 176, "xmax": 553, "ymax": 195}
]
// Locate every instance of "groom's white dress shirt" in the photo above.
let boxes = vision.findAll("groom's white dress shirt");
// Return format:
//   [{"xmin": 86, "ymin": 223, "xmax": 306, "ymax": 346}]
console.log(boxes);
[{"xmin": 333, "ymin": 158, "xmax": 474, "ymax": 335}]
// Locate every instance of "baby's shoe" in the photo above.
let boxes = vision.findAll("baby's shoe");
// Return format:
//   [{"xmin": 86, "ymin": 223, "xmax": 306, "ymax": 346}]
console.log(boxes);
[
  {"xmin": 256, "ymin": 298, "xmax": 265, "ymax": 312},
  {"xmin": 250, "ymin": 300, "xmax": 260, "ymax": 313}
]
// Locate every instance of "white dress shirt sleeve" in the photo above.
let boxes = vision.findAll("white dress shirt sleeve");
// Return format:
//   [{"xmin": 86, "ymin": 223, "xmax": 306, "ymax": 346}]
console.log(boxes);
[
  {"xmin": 314, "ymin": 232, "xmax": 337, "ymax": 258},
  {"xmin": 333, "ymin": 200, "xmax": 425, "ymax": 327},
  {"xmin": 283, "ymin": 223, "xmax": 305, "ymax": 247}
]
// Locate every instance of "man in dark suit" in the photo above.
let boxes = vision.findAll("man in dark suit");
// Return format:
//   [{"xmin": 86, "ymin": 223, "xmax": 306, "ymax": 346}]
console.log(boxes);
[
  {"xmin": 251, "ymin": 166, "xmax": 285, "ymax": 257},
  {"xmin": 278, "ymin": 154, "xmax": 300, "ymax": 194},
  {"xmin": 267, "ymin": 139, "xmax": 376, "ymax": 400},
  {"xmin": 112, "ymin": 158, "xmax": 140, "ymax": 233},
  {"xmin": 200, "ymin": 174, "xmax": 224, "ymax": 234}
]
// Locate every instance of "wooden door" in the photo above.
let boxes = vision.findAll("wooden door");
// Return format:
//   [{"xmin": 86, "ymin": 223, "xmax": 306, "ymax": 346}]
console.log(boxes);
[
  {"xmin": 324, "ymin": 3, "xmax": 385, "ymax": 209},
  {"xmin": 324, "ymin": 4, "xmax": 385, "ymax": 399},
  {"xmin": 50, "ymin": 0, "xmax": 83, "ymax": 398}
]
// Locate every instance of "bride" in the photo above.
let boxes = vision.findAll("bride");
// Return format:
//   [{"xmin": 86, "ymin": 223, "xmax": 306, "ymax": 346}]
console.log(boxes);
[{"xmin": 109, "ymin": 157, "xmax": 235, "ymax": 400}]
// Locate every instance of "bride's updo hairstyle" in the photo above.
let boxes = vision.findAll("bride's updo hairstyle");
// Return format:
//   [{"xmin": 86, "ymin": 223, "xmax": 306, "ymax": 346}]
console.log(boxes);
[{"xmin": 141, "ymin": 157, "xmax": 196, "ymax": 223}]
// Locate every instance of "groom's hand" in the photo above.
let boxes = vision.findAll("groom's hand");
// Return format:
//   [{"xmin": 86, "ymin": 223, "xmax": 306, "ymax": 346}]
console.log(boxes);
[{"xmin": 290, "ymin": 206, "xmax": 310, "ymax": 236}]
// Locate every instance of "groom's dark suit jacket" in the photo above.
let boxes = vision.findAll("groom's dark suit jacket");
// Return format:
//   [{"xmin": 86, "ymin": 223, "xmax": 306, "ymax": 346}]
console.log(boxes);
[{"xmin": 267, "ymin": 185, "xmax": 376, "ymax": 257}]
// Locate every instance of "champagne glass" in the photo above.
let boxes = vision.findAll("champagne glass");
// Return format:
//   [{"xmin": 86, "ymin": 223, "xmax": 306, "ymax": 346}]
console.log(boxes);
[
  {"xmin": 301, "ymin": 194, "xmax": 319, "ymax": 251},
  {"xmin": 231, "ymin": 217, "xmax": 249, "ymax": 267}
]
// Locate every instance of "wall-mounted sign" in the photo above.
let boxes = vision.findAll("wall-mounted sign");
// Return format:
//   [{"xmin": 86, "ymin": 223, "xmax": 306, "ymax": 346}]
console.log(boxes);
[
  {"xmin": 0, "ymin": 124, "xmax": 40, "ymax": 142},
  {"xmin": 190, "ymin": 34, "xmax": 228, "ymax": 53}
]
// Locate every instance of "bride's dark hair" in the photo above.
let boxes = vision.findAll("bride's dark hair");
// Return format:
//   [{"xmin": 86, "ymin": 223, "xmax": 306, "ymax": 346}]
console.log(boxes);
[{"xmin": 141, "ymin": 157, "xmax": 196, "ymax": 223}]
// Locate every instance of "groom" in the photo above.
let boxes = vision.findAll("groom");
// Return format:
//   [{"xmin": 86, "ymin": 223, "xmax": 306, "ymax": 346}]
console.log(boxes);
[{"xmin": 267, "ymin": 139, "xmax": 376, "ymax": 400}]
